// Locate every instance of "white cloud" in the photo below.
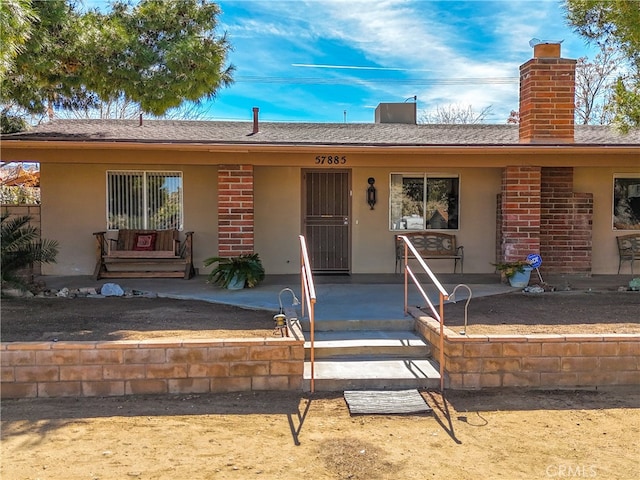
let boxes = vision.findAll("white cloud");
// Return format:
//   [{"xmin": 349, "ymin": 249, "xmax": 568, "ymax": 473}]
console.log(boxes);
[{"xmin": 213, "ymin": 0, "xmax": 594, "ymax": 122}]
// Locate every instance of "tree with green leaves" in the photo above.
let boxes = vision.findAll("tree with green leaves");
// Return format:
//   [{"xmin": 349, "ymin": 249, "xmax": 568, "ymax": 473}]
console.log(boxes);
[
  {"xmin": 0, "ymin": 0, "xmax": 37, "ymax": 79},
  {"xmin": 564, "ymin": 0, "xmax": 640, "ymax": 131},
  {"xmin": 1, "ymin": 0, "xmax": 234, "ymax": 131}
]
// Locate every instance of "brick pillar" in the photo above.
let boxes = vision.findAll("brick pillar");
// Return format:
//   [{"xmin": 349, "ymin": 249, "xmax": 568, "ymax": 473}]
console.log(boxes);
[
  {"xmin": 519, "ymin": 43, "xmax": 576, "ymax": 144},
  {"xmin": 540, "ymin": 167, "xmax": 593, "ymax": 274},
  {"xmin": 499, "ymin": 166, "xmax": 541, "ymax": 262},
  {"xmin": 217, "ymin": 165, "xmax": 254, "ymax": 256}
]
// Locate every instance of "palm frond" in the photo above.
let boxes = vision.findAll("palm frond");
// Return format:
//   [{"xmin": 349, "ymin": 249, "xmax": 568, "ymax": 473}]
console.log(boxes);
[{"xmin": 1, "ymin": 214, "xmax": 58, "ymax": 289}]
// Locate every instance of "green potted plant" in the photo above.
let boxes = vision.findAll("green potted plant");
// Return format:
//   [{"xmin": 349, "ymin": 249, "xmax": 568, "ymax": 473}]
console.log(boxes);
[
  {"xmin": 204, "ymin": 253, "xmax": 265, "ymax": 289},
  {"xmin": 492, "ymin": 260, "xmax": 533, "ymax": 287}
]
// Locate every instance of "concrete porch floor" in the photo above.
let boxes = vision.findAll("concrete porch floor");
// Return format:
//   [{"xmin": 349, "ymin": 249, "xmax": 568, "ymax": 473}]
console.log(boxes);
[{"xmin": 37, "ymin": 273, "xmax": 634, "ymax": 323}]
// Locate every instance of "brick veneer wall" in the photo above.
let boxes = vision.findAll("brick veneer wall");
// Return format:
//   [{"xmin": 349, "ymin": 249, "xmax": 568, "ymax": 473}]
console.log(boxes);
[
  {"xmin": 519, "ymin": 43, "xmax": 576, "ymax": 144},
  {"xmin": 1, "ymin": 325, "xmax": 305, "ymax": 399},
  {"xmin": 217, "ymin": 165, "xmax": 254, "ymax": 256},
  {"xmin": 413, "ymin": 310, "xmax": 639, "ymax": 390},
  {"xmin": 540, "ymin": 167, "xmax": 593, "ymax": 273},
  {"xmin": 497, "ymin": 167, "xmax": 594, "ymax": 274},
  {"xmin": 499, "ymin": 166, "xmax": 541, "ymax": 262}
]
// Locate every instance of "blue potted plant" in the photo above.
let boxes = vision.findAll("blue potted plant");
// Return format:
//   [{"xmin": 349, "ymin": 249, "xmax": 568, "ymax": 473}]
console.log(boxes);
[{"xmin": 492, "ymin": 260, "xmax": 533, "ymax": 288}]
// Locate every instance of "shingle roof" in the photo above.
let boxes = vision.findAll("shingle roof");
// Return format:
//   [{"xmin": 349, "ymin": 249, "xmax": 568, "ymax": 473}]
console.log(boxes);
[{"xmin": 3, "ymin": 119, "xmax": 640, "ymax": 146}]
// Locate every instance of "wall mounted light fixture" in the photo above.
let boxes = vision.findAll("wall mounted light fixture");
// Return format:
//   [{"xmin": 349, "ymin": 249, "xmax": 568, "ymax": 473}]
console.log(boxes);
[{"xmin": 367, "ymin": 177, "xmax": 377, "ymax": 209}]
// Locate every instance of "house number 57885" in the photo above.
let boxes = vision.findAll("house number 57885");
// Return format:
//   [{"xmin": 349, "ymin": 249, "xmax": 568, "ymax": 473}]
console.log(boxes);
[{"xmin": 315, "ymin": 155, "xmax": 347, "ymax": 165}]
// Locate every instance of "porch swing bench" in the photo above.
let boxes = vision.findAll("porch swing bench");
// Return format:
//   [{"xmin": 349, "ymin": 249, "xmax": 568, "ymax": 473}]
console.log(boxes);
[{"xmin": 93, "ymin": 229, "xmax": 195, "ymax": 280}]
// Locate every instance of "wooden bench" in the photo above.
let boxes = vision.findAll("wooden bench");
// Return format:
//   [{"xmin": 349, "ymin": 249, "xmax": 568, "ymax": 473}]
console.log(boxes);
[
  {"xmin": 617, "ymin": 233, "xmax": 640, "ymax": 274},
  {"xmin": 395, "ymin": 231, "xmax": 464, "ymax": 274},
  {"xmin": 93, "ymin": 229, "xmax": 195, "ymax": 280}
]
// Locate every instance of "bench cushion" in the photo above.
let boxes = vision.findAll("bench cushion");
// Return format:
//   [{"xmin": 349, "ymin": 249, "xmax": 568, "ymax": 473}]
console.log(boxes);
[
  {"xmin": 133, "ymin": 232, "xmax": 157, "ymax": 251},
  {"xmin": 116, "ymin": 229, "xmax": 178, "ymax": 252}
]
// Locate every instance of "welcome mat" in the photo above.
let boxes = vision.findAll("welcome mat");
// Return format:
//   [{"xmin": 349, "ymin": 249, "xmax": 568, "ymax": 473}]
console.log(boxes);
[{"xmin": 344, "ymin": 389, "xmax": 432, "ymax": 415}]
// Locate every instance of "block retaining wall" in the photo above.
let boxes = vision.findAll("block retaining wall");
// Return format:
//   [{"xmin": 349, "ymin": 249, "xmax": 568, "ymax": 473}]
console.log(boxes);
[
  {"xmin": 412, "ymin": 308, "xmax": 640, "ymax": 389},
  {"xmin": 1, "ymin": 323, "xmax": 305, "ymax": 399}
]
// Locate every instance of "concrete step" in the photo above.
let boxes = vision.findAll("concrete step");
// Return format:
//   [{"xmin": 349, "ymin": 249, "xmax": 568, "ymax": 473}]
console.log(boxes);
[
  {"xmin": 300, "ymin": 318, "xmax": 415, "ymax": 332},
  {"xmin": 305, "ymin": 330, "xmax": 431, "ymax": 360},
  {"xmin": 304, "ymin": 358, "xmax": 441, "ymax": 392}
]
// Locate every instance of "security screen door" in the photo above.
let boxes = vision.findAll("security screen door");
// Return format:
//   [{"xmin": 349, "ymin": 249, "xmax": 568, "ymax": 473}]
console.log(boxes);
[{"xmin": 302, "ymin": 170, "xmax": 351, "ymax": 273}]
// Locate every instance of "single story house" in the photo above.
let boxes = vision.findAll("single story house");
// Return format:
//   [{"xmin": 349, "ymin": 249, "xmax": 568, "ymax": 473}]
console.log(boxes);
[{"xmin": 2, "ymin": 43, "xmax": 639, "ymax": 278}]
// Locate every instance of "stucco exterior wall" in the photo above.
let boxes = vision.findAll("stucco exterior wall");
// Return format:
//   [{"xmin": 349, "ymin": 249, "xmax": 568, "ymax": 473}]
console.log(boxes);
[
  {"xmin": 31, "ymin": 147, "xmax": 638, "ymax": 277},
  {"xmin": 348, "ymin": 167, "xmax": 501, "ymax": 274},
  {"xmin": 252, "ymin": 166, "xmax": 502, "ymax": 275},
  {"xmin": 574, "ymin": 167, "xmax": 639, "ymax": 274},
  {"xmin": 254, "ymin": 167, "xmax": 302, "ymax": 274},
  {"xmin": 40, "ymin": 163, "xmax": 218, "ymax": 276}
]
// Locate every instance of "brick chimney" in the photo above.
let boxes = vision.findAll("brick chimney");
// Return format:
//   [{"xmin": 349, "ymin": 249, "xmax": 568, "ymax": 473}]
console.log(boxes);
[{"xmin": 519, "ymin": 42, "xmax": 576, "ymax": 143}]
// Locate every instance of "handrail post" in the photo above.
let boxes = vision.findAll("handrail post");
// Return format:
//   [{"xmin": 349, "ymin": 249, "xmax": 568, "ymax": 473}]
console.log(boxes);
[
  {"xmin": 299, "ymin": 235, "xmax": 317, "ymax": 393},
  {"xmin": 403, "ymin": 242, "xmax": 409, "ymax": 315},
  {"xmin": 439, "ymin": 292, "xmax": 445, "ymax": 392},
  {"xmin": 398, "ymin": 234, "xmax": 449, "ymax": 393}
]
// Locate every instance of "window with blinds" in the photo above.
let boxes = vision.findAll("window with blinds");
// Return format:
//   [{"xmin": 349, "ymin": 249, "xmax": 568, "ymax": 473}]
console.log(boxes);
[{"xmin": 107, "ymin": 171, "xmax": 183, "ymax": 230}]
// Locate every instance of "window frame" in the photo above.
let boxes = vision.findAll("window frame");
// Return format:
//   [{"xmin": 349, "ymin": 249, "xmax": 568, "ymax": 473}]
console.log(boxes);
[
  {"xmin": 106, "ymin": 170, "xmax": 184, "ymax": 231},
  {"xmin": 389, "ymin": 172, "xmax": 460, "ymax": 231},
  {"xmin": 613, "ymin": 173, "xmax": 640, "ymax": 231}
]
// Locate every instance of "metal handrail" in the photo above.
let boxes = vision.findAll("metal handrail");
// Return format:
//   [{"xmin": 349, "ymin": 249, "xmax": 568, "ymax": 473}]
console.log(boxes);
[
  {"xmin": 298, "ymin": 235, "xmax": 317, "ymax": 393},
  {"xmin": 398, "ymin": 235, "xmax": 449, "ymax": 391}
]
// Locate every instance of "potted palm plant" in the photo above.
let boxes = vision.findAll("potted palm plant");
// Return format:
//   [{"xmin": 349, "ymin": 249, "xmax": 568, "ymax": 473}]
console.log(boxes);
[
  {"xmin": 204, "ymin": 253, "xmax": 265, "ymax": 289},
  {"xmin": 492, "ymin": 260, "xmax": 533, "ymax": 288}
]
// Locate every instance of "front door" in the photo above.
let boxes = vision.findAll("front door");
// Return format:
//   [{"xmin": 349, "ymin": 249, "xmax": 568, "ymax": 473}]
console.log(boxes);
[{"xmin": 302, "ymin": 170, "xmax": 351, "ymax": 273}]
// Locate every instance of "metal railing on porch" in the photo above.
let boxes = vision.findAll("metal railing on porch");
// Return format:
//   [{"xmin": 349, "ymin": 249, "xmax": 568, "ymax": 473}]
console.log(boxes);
[
  {"xmin": 299, "ymin": 235, "xmax": 317, "ymax": 393},
  {"xmin": 398, "ymin": 235, "xmax": 450, "ymax": 391}
]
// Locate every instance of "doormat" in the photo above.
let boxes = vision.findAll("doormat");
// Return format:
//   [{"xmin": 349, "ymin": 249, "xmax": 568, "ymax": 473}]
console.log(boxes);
[{"xmin": 344, "ymin": 389, "xmax": 432, "ymax": 415}]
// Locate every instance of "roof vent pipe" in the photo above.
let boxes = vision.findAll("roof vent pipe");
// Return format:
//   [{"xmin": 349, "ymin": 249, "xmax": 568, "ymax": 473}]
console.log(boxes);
[
  {"xmin": 252, "ymin": 107, "xmax": 259, "ymax": 134},
  {"xmin": 139, "ymin": 113, "xmax": 143, "ymax": 127}
]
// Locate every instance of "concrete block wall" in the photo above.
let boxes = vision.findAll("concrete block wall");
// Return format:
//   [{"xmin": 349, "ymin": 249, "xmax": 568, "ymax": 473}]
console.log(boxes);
[
  {"xmin": 413, "ymin": 310, "xmax": 639, "ymax": 390},
  {"xmin": 1, "ymin": 327, "xmax": 305, "ymax": 399}
]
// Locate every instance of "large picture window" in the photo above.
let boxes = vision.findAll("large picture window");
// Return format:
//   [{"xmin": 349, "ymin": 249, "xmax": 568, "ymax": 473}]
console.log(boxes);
[
  {"xmin": 107, "ymin": 171, "xmax": 183, "ymax": 230},
  {"xmin": 614, "ymin": 175, "xmax": 640, "ymax": 230},
  {"xmin": 390, "ymin": 174, "xmax": 459, "ymax": 230}
]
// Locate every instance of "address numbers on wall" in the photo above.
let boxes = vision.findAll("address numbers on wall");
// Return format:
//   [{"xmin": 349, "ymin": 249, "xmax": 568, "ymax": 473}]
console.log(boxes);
[{"xmin": 314, "ymin": 155, "xmax": 347, "ymax": 165}]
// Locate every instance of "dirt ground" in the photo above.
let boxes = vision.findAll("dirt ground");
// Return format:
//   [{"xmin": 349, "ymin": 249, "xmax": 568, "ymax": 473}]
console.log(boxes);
[
  {"xmin": 440, "ymin": 290, "xmax": 640, "ymax": 335},
  {"xmin": 1, "ymin": 292, "xmax": 639, "ymax": 479},
  {"xmin": 0, "ymin": 297, "xmax": 275, "ymax": 342},
  {"xmin": 2, "ymin": 389, "xmax": 639, "ymax": 479},
  {"xmin": 1, "ymin": 289, "xmax": 638, "ymax": 342}
]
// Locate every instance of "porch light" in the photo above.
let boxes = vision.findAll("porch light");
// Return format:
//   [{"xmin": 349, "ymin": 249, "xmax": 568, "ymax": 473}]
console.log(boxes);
[
  {"xmin": 274, "ymin": 288, "xmax": 300, "ymax": 337},
  {"xmin": 367, "ymin": 177, "xmax": 377, "ymax": 209}
]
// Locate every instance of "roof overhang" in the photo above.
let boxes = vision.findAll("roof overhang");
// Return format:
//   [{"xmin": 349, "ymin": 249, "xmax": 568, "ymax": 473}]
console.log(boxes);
[{"xmin": 2, "ymin": 139, "xmax": 639, "ymax": 168}]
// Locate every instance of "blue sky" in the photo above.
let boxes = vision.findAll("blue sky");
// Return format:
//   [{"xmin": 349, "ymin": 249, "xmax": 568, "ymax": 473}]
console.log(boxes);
[{"xmin": 86, "ymin": 0, "xmax": 599, "ymax": 124}]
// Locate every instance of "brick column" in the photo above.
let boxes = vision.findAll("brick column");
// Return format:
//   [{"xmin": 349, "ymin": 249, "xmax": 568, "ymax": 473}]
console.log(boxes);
[
  {"xmin": 540, "ymin": 167, "xmax": 593, "ymax": 273},
  {"xmin": 499, "ymin": 166, "xmax": 541, "ymax": 262},
  {"xmin": 218, "ymin": 165, "xmax": 254, "ymax": 256}
]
